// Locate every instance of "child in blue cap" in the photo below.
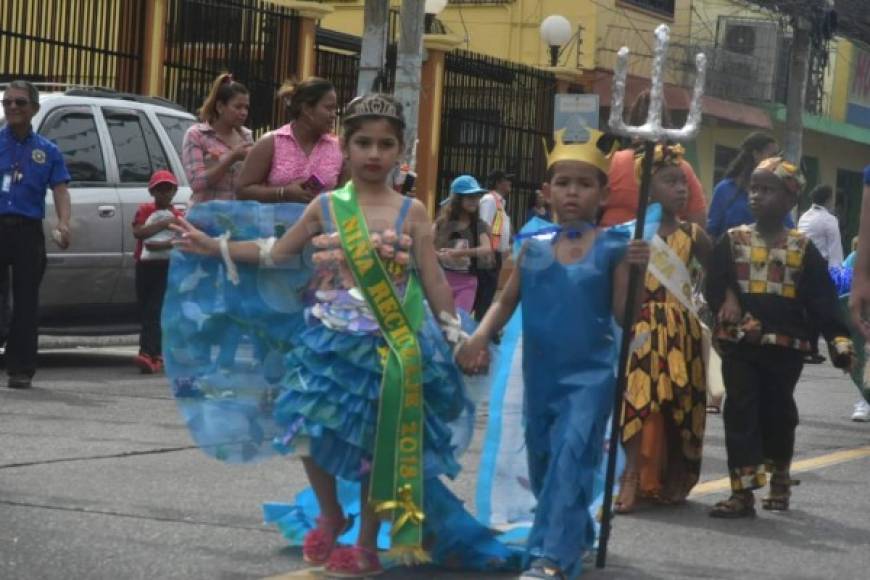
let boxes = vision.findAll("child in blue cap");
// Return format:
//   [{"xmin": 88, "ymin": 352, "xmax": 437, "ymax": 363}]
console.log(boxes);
[{"xmin": 434, "ymin": 175, "xmax": 494, "ymax": 313}]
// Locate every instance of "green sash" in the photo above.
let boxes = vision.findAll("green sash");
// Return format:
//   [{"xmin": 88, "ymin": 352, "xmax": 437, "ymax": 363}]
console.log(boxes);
[{"xmin": 331, "ymin": 183, "xmax": 428, "ymax": 561}]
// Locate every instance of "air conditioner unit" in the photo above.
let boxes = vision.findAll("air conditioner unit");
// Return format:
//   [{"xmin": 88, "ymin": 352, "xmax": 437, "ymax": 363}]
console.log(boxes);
[{"xmin": 710, "ymin": 17, "xmax": 781, "ymax": 102}]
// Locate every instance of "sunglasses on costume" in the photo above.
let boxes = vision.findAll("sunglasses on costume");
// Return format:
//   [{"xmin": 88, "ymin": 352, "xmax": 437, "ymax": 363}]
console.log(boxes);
[{"xmin": 2, "ymin": 98, "xmax": 31, "ymax": 108}]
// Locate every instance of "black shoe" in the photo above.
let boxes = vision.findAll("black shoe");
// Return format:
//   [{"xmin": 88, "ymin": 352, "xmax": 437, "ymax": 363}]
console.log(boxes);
[
  {"xmin": 7, "ymin": 374, "xmax": 32, "ymax": 389},
  {"xmin": 804, "ymin": 353, "xmax": 826, "ymax": 364}
]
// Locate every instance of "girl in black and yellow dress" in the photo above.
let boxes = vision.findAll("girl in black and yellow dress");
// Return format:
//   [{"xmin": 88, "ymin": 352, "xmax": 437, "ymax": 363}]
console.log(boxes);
[{"xmin": 616, "ymin": 144, "xmax": 712, "ymax": 512}]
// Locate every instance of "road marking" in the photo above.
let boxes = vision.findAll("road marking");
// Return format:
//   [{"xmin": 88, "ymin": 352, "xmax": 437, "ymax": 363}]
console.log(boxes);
[
  {"xmin": 265, "ymin": 568, "xmax": 324, "ymax": 579},
  {"xmin": 689, "ymin": 445, "xmax": 870, "ymax": 498}
]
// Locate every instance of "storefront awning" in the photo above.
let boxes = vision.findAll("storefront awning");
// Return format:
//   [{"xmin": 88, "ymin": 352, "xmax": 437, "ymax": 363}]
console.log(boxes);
[
  {"xmin": 766, "ymin": 104, "xmax": 870, "ymax": 146},
  {"xmin": 701, "ymin": 95, "xmax": 772, "ymax": 130}
]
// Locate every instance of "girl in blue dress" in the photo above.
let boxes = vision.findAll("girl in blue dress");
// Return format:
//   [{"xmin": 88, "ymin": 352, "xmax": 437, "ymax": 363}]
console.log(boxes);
[
  {"xmin": 170, "ymin": 94, "xmax": 513, "ymax": 577},
  {"xmin": 457, "ymin": 129, "xmax": 650, "ymax": 580}
]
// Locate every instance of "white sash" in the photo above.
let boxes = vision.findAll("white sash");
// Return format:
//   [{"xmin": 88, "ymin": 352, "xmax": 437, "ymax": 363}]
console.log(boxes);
[
  {"xmin": 645, "ymin": 230, "xmax": 725, "ymax": 400},
  {"xmin": 647, "ymin": 233, "xmax": 697, "ymax": 317}
]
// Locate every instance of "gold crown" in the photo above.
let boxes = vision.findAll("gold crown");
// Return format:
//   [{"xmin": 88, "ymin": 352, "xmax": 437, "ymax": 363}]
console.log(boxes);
[
  {"xmin": 344, "ymin": 94, "xmax": 405, "ymax": 126},
  {"xmin": 545, "ymin": 128, "xmax": 615, "ymax": 174}
]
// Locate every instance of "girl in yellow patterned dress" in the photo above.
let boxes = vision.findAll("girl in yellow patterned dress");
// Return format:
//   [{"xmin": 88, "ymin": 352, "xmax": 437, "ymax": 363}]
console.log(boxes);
[{"xmin": 616, "ymin": 144, "xmax": 713, "ymax": 512}]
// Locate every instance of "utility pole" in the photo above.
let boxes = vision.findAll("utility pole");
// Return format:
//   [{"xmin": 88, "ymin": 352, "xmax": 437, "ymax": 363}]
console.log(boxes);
[
  {"xmin": 357, "ymin": 0, "xmax": 390, "ymax": 95},
  {"xmin": 783, "ymin": 15, "xmax": 812, "ymax": 165},
  {"xmin": 393, "ymin": 0, "xmax": 427, "ymax": 165}
]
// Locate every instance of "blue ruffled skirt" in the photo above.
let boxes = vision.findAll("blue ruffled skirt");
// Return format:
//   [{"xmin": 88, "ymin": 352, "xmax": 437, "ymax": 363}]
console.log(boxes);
[{"xmin": 271, "ymin": 309, "xmax": 473, "ymax": 482}]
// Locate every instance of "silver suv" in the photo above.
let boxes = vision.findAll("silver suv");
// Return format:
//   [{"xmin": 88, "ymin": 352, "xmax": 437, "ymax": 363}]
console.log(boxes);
[{"xmin": 0, "ymin": 87, "xmax": 196, "ymax": 334}]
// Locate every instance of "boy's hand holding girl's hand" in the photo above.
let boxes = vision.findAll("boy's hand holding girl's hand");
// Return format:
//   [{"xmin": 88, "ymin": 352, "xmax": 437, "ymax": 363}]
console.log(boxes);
[
  {"xmin": 625, "ymin": 240, "xmax": 650, "ymax": 267},
  {"xmin": 170, "ymin": 218, "xmax": 220, "ymax": 256},
  {"xmin": 456, "ymin": 333, "xmax": 490, "ymax": 375},
  {"xmin": 718, "ymin": 288, "xmax": 742, "ymax": 325}
]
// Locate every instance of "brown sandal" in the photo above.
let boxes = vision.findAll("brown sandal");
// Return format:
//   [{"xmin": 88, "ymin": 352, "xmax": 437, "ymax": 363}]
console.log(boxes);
[
  {"xmin": 762, "ymin": 473, "xmax": 800, "ymax": 511},
  {"xmin": 709, "ymin": 492, "xmax": 756, "ymax": 519},
  {"xmin": 615, "ymin": 472, "xmax": 640, "ymax": 514}
]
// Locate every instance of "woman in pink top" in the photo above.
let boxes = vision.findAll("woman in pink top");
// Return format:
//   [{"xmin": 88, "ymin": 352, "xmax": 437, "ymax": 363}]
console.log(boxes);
[
  {"xmin": 599, "ymin": 90, "xmax": 707, "ymax": 227},
  {"xmin": 181, "ymin": 73, "xmax": 254, "ymax": 204},
  {"xmin": 236, "ymin": 77, "xmax": 343, "ymax": 204}
]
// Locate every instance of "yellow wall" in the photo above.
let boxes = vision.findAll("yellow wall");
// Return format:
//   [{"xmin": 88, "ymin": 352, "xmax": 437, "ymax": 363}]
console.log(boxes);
[
  {"xmin": 830, "ymin": 39, "xmax": 855, "ymax": 123},
  {"xmin": 322, "ymin": 0, "xmax": 696, "ymax": 73}
]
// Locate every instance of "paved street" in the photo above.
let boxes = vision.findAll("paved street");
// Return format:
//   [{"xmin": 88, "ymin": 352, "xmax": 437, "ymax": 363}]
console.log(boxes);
[{"xmin": 2, "ymin": 341, "xmax": 869, "ymax": 580}]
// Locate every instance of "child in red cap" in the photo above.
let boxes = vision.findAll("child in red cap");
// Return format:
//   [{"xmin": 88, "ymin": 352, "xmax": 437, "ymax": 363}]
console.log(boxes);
[{"xmin": 132, "ymin": 170, "xmax": 183, "ymax": 373}]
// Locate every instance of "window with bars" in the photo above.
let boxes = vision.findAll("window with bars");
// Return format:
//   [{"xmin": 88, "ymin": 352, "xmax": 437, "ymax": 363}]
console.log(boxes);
[{"xmin": 618, "ymin": 0, "xmax": 675, "ymax": 16}]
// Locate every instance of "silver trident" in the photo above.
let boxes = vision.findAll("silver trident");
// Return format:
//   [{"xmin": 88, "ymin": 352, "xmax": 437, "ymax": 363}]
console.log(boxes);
[
  {"xmin": 597, "ymin": 24, "xmax": 707, "ymax": 571},
  {"xmin": 608, "ymin": 24, "xmax": 707, "ymax": 142}
]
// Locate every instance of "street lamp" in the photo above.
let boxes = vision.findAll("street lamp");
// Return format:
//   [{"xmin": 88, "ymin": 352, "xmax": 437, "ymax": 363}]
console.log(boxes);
[
  {"xmin": 425, "ymin": 0, "xmax": 448, "ymax": 34},
  {"xmin": 540, "ymin": 15, "xmax": 572, "ymax": 67}
]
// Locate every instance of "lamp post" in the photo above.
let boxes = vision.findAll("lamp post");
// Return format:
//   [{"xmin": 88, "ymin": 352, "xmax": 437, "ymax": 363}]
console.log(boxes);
[
  {"xmin": 424, "ymin": 0, "xmax": 447, "ymax": 34},
  {"xmin": 539, "ymin": 15, "xmax": 572, "ymax": 67}
]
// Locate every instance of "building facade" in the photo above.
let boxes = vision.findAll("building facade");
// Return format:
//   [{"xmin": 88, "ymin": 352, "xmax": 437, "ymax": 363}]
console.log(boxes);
[{"xmin": 323, "ymin": 0, "xmax": 870, "ymax": 243}]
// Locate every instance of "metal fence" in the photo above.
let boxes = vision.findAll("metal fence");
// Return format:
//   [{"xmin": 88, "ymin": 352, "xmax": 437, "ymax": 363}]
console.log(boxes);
[
  {"xmin": 438, "ymin": 51, "xmax": 556, "ymax": 229},
  {"xmin": 163, "ymin": 0, "xmax": 299, "ymax": 135},
  {"xmin": 315, "ymin": 29, "xmax": 363, "ymax": 121},
  {"xmin": 315, "ymin": 28, "xmax": 397, "ymax": 128},
  {"xmin": 0, "ymin": 0, "xmax": 145, "ymax": 91}
]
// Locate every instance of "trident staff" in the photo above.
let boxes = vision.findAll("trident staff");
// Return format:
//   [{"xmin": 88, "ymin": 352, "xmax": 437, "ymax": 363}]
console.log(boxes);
[{"xmin": 596, "ymin": 24, "xmax": 707, "ymax": 568}]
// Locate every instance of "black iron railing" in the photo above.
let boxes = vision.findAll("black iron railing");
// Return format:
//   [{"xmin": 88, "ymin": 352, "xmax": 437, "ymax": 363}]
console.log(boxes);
[
  {"xmin": 438, "ymin": 51, "xmax": 556, "ymax": 230},
  {"xmin": 315, "ymin": 29, "xmax": 363, "ymax": 117},
  {"xmin": 163, "ymin": 0, "xmax": 299, "ymax": 135},
  {"xmin": 0, "ymin": 0, "xmax": 146, "ymax": 92},
  {"xmin": 315, "ymin": 28, "xmax": 397, "ymax": 128}
]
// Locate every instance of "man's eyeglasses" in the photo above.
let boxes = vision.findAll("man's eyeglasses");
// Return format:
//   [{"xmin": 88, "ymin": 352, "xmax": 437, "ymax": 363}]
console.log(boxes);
[{"xmin": 2, "ymin": 98, "xmax": 31, "ymax": 108}]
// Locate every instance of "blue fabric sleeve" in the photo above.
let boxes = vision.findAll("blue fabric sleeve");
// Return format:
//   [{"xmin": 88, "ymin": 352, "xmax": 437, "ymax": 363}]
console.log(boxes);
[
  {"xmin": 829, "ymin": 265, "xmax": 854, "ymax": 296},
  {"xmin": 48, "ymin": 143, "xmax": 71, "ymax": 186},
  {"xmin": 395, "ymin": 196, "xmax": 413, "ymax": 232},
  {"xmin": 864, "ymin": 164, "xmax": 870, "ymax": 185},
  {"xmin": 319, "ymin": 193, "xmax": 332, "ymax": 233},
  {"xmin": 845, "ymin": 251, "xmax": 856, "ymax": 269},
  {"xmin": 707, "ymin": 180, "xmax": 733, "ymax": 240}
]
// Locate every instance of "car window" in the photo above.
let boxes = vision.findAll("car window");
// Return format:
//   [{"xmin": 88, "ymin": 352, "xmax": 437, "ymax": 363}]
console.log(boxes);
[
  {"xmin": 39, "ymin": 107, "xmax": 107, "ymax": 183},
  {"xmin": 158, "ymin": 114, "xmax": 195, "ymax": 156},
  {"xmin": 140, "ymin": 112, "xmax": 170, "ymax": 170},
  {"xmin": 103, "ymin": 108, "xmax": 169, "ymax": 184}
]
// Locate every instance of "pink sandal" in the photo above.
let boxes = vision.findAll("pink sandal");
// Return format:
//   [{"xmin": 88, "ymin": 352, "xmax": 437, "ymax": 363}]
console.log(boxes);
[
  {"xmin": 302, "ymin": 515, "xmax": 349, "ymax": 565},
  {"xmin": 324, "ymin": 545, "xmax": 383, "ymax": 578}
]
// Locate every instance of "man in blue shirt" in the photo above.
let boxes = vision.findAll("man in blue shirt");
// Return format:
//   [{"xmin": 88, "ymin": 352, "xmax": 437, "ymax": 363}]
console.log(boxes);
[{"xmin": 1, "ymin": 80, "xmax": 71, "ymax": 388}]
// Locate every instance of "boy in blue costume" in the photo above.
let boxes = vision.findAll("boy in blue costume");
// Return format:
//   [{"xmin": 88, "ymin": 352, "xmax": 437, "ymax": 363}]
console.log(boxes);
[{"xmin": 458, "ymin": 129, "xmax": 650, "ymax": 579}]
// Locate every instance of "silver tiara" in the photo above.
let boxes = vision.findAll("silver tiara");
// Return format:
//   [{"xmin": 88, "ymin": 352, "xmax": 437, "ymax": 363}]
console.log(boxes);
[{"xmin": 344, "ymin": 94, "xmax": 404, "ymax": 125}]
